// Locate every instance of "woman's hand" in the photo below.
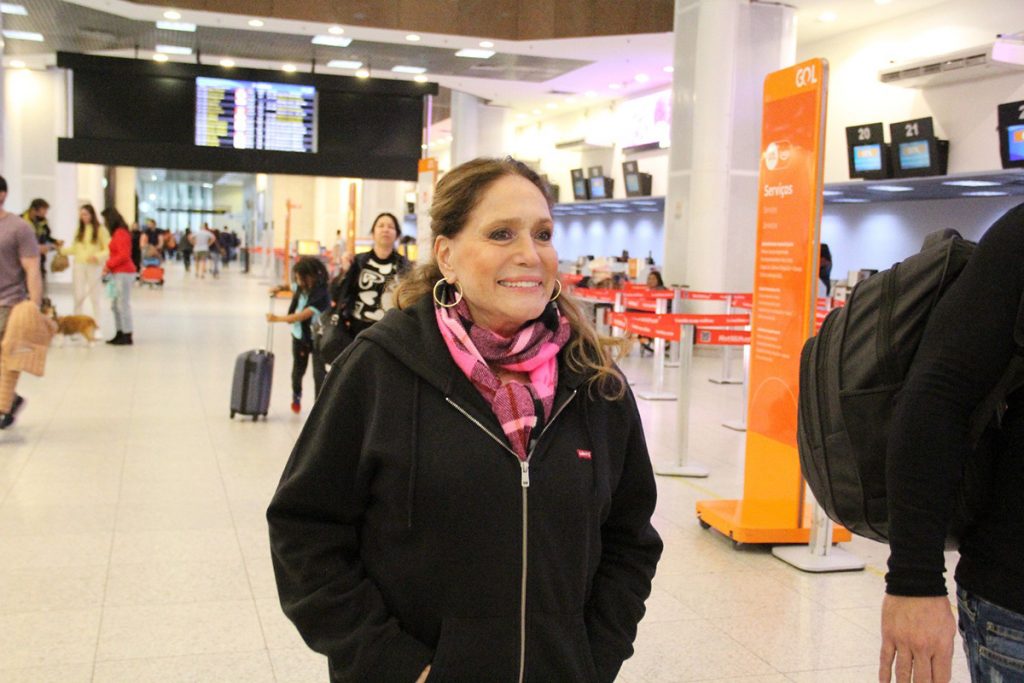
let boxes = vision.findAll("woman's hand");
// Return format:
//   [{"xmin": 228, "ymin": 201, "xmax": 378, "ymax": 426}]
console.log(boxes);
[
  {"xmin": 414, "ymin": 665, "xmax": 431, "ymax": 683},
  {"xmin": 267, "ymin": 313, "xmax": 281, "ymax": 323}
]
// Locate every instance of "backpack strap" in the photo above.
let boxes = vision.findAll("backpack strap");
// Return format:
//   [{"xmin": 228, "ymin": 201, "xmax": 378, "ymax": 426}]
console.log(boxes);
[{"xmin": 969, "ymin": 290, "xmax": 1024, "ymax": 442}]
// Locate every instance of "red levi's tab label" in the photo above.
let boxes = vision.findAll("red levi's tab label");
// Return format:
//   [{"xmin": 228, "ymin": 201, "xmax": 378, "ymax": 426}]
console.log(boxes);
[{"xmin": 577, "ymin": 449, "xmax": 592, "ymax": 460}]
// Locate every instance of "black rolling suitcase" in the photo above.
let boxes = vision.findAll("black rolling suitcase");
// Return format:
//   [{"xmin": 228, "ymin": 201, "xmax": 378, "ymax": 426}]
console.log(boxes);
[{"xmin": 230, "ymin": 296, "xmax": 276, "ymax": 420}]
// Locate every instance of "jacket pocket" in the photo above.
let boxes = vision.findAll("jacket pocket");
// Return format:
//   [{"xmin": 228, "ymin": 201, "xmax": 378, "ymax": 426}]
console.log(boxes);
[
  {"xmin": 427, "ymin": 615, "xmax": 518, "ymax": 683},
  {"xmin": 525, "ymin": 612, "xmax": 598, "ymax": 683}
]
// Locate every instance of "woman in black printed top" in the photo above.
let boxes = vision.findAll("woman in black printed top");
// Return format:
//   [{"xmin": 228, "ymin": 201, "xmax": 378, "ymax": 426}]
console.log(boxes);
[{"xmin": 332, "ymin": 212, "xmax": 411, "ymax": 335}]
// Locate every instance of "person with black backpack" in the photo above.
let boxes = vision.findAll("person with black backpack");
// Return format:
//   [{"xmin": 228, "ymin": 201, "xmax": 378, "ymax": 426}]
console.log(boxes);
[{"xmin": 880, "ymin": 203, "xmax": 1024, "ymax": 683}]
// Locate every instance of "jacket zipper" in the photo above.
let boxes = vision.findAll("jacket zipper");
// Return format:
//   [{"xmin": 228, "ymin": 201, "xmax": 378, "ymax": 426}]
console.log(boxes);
[{"xmin": 445, "ymin": 390, "xmax": 578, "ymax": 683}]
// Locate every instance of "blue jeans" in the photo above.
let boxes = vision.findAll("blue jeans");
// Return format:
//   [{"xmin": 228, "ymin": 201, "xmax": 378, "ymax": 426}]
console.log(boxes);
[
  {"xmin": 957, "ymin": 587, "xmax": 1024, "ymax": 682},
  {"xmin": 110, "ymin": 273, "xmax": 134, "ymax": 333}
]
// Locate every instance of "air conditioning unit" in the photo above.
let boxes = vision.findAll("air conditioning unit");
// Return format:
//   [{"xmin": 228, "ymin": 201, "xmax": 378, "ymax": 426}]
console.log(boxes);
[{"xmin": 878, "ymin": 40, "xmax": 1024, "ymax": 88}]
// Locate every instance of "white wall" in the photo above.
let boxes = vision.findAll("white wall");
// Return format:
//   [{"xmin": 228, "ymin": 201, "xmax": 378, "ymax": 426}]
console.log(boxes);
[{"xmin": 798, "ymin": 0, "xmax": 1024, "ymax": 183}]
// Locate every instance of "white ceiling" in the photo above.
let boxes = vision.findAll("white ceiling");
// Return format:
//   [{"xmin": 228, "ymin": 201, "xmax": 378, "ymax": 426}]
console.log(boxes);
[{"xmin": 9, "ymin": 0, "xmax": 959, "ymax": 119}]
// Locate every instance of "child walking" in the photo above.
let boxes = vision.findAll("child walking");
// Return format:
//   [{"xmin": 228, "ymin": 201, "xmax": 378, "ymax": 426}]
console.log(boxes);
[{"xmin": 267, "ymin": 257, "xmax": 330, "ymax": 413}]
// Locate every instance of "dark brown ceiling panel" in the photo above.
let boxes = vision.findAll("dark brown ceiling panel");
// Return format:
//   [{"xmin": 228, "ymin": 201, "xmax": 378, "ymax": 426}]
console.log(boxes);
[
  {"xmin": 332, "ymin": 0, "xmax": 401, "ymax": 27},
  {"xmin": 394, "ymin": 0, "xmax": 463, "ymax": 37}
]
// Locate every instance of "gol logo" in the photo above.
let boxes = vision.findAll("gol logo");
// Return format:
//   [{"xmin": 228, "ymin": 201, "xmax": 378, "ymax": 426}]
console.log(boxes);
[{"xmin": 795, "ymin": 64, "xmax": 818, "ymax": 88}]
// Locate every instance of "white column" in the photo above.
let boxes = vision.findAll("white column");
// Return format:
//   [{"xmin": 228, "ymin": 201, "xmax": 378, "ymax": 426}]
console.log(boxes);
[
  {"xmin": 450, "ymin": 90, "xmax": 481, "ymax": 166},
  {"xmin": 663, "ymin": 0, "xmax": 796, "ymax": 295}
]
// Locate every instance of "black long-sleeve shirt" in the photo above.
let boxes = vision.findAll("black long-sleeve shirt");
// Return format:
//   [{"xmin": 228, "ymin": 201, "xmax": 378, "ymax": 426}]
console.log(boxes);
[{"xmin": 886, "ymin": 202, "xmax": 1024, "ymax": 612}]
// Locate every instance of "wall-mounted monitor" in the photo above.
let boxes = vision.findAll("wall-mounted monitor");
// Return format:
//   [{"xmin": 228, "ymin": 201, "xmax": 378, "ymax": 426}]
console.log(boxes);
[
  {"xmin": 570, "ymin": 168, "xmax": 590, "ymax": 200},
  {"xmin": 622, "ymin": 160, "xmax": 653, "ymax": 196},
  {"xmin": 845, "ymin": 123, "xmax": 891, "ymax": 180},
  {"xmin": 889, "ymin": 117, "xmax": 949, "ymax": 178},
  {"xmin": 997, "ymin": 100, "xmax": 1024, "ymax": 169},
  {"xmin": 589, "ymin": 176, "xmax": 610, "ymax": 199},
  {"xmin": 587, "ymin": 165, "xmax": 604, "ymax": 178},
  {"xmin": 195, "ymin": 77, "xmax": 317, "ymax": 153},
  {"xmin": 296, "ymin": 239, "xmax": 321, "ymax": 256}
]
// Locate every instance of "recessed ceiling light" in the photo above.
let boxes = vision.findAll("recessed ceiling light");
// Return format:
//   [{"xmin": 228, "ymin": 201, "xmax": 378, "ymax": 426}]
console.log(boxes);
[
  {"xmin": 414, "ymin": 74, "xmax": 428, "ymax": 83},
  {"xmin": 312, "ymin": 35, "xmax": 352, "ymax": 47},
  {"xmin": 248, "ymin": 19, "xmax": 264, "ymax": 27},
  {"xmin": 822, "ymin": 190, "xmax": 843, "ymax": 196},
  {"xmin": 328, "ymin": 25, "xmax": 344, "ymax": 35},
  {"xmin": 162, "ymin": 10, "xmax": 181, "ymax": 20},
  {"xmin": 479, "ymin": 41, "xmax": 494, "ymax": 48},
  {"xmin": 832, "ymin": 198, "xmax": 869, "ymax": 203},
  {"xmin": 546, "ymin": 103, "xmax": 558, "ymax": 109},
  {"xmin": 156, "ymin": 21, "xmax": 196, "ymax": 32},
  {"xmin": 406, "ymin": 34, "xmax": 421, "ymax": 42},
  {"xmin": 282, "ymin": 63, "xmax": 297, "ymax": 73},
  {"xmin": 156, "ymin": 44, "xmax": 192, "ymax": 55},
  {"xmin": 356, "ymin": 68, "xmax": 370, "ymax": 78},
  {"xmin": 867, "ymin": 185, "xmax": 913, "ymax": 192},
  {"xmin": 2, "ymin": 29, "xmax": 43, "ymax": 42},
  {"xmin": 515, "ymin": 113, "xmax": 526, "ymax": 119},
  {"xmin": 942, "ymin": 180, "xmax": 1002, "ymax": 187},
  {"xmin": 585, "ymin": 90, "xmax": 597, "ymax": 98},
  {"xmin": 455, "ymin": 48, "xmax": 495, "ymax": 59},
  {"xmin": 153, "ymin": 53, "xmax": 169, "ymax": 62},
  {"xmin": 874, "ymin": 0, "xmax": 892, "ymax": 4},
  {"xmin": 634, "ymin": 73, "xmax": 649, "ymax": 83},
  {"xmin": 1, "ymin": 3, "xmax": 28, "ymax": 15},
  {"xmin": 818, "ymin": 11, "xmax": 838, "ymax": 22},
  {"xmin": 663, "ymin": 65, "xmax": 674, "ymax": 73},
  {"xmin": 150, "ymin": 175, "xmax": 158, "ymax": 181},
  {"xmin": 392, "ymin": 65, "xmax": 427, "ymax": 74},
  {"xmin": 10, "ymin": 59, "xmax": 25, "ymax": 68},
  {"xmin": 532, "ymin": 108, "xmax": 542, "ymax": 115},
  {"xmin": 202, "ymin": 183, "xmax": 214, "ymax": 189},
  {"xmin": 963, "ymin": 191, "xmax": 1009, "ymax": 197},
  {"xmin": 566, "ymin": 97, "xmax": 576, "ymax": 104},
  {"xmin": 327, "ymin": 59, "xmax": 362, "ymax": 70},
  {"xmin": 609, "ymin": 83, "xmax": 622, "ymax": 90},
  {"xmin": 220, "ymin": 58, "xmax": 235, "ymax": 68}
]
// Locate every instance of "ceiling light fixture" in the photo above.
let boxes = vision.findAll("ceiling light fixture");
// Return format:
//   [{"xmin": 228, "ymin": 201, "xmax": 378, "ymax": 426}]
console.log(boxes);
[
  {"xmin": 963, "ymin": 191, "xmax": 1009, "ymax": 197},
  {"xmin": 414, "ymin": 74, "xmax": 428, "ymax": 83},
  {"xmin": 312, "ymin": 35, "xmax": 352, "ymax": 47},
  {"xmin": 392, "ymin": 65, "xmax": 427, "ymax": 74},
  {"xmin": 479, "ymin": 41, "xmax": 494, "ymax": 48},
  {"xmin": 153, "ymin": 54, "xmax": 169, "ymax": 62},
  {"xmin": 248, "ymin": 19, "xmax": 264, "ymax": 27},
  {"xmin": 634, "ymin": 73, "xmax": 649, "ymax": 83},
  {"xmin": 455, "ymin": 48, "xmax": 495, "ymax": 59},
  {"xmin": 532, "ymin": 108, "xmax": 542, "ymax": 115},
  {"xmin": 608, "ymin": 83, "xmax": 621, "ymax": 90},
  {"xmin": 942, "ymin": 179, "xmax": 1003, "ymax": 187},
  {"xmin": 406, "ymin": 34, "xmax": 421, "ymax": 42},
  {"xmin": 328, "ymin": 26, "xmax": 344, "ymax": 35},
  {"xmin": 832, "ymin": 198, "xmax": 869, "ymax": 203},
  {"xmin": 355, "ymin": 68, "xmax": 370, "ymax": 78},
  {"xmin": 156, "ymin": 44, "xmax": 192, "ymax": 55},
  {"xmin": 220, "ymin": 58, "xmax": 235, "ymax": 68},
  {"xmin": 822, "ymin": 190, "xmax": 843, "ymax": 196},
  {"xmin": 866, "ymin": 185, "xmax": 913, "ymax": 192},
  {"xmin": 818, "ymin": 11, "xmax": 838, "ymax": 22},
  {"xmin": 1, "ymin": 3, "xmax": 28, "ymax": 15},
  {"xmin": 585, "ymin": 90, "xmax": 597, "ymax": 98},
  {"xmin": 546, "ymin": 103, "xmax": 558, "ymax": 109},
  {"xmin": 156, "ymin": 21, "xmax": 196, "ymax": 32},
  {"xmin": 2, "ymin": 29, "xmax": 43, "ymax": 42},
  {"xmin": 282, "ymin": 63, "xmax": 297, "ymax": 73},
  {"xmin": 663, "ymin": 65, "xmax": 674, "ymax": 73},
  {"xmin": 327, "ymin": 59, "xmax": 362, "ymax": 70},
  {"xmin": 162, "ymin": 10, "xmax": 181, "ymax": 20},
  {"xmin": 874, "ymin": 0, "xmax": 893, "ymax": 5}
]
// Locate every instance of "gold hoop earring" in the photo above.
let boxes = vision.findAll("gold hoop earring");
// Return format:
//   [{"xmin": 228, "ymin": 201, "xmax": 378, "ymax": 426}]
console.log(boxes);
[
  {"xmin": 549, "ymin": 279, "xmax": 562, "ymax": 302},
  {"xmin": 433, "ymin": 279, "xmax": 463, "ymax": 308}
]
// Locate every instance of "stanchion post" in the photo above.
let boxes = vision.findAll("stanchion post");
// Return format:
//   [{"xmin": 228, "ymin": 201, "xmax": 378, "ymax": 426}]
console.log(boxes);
[
  {"xmin": 710, "ymin": 294, "xmax": 742, "ymax": 385},
  {"xmin": 655, "ymin": 323, "xmax": 709, "ymax": 478},
  {"xmin": 666, "ymin": 288, "xmax": 683, "ymax": 368},
  {"xmin": 722, "ymin": 331, "xmax": 750, "ymax": 432},
  {"xmin": 772, "ymin": 499, "xmax": 865, "ymax": 572},
  {"xmin": 637, "ymin": 299, "xmax": 675, "ymax": 401}
]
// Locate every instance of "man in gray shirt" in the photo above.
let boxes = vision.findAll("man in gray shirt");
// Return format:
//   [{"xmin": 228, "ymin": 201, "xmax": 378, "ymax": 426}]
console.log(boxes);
[{"xmin": 0, "ymin": 175, "xmax": 43, "ymax": 429}]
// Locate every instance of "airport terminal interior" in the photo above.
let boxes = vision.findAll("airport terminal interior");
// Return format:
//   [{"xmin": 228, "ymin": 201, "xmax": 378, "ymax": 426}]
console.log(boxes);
[{"xmin": 2, "ymin": 0, "xmax": 1024, "ymax": 681}]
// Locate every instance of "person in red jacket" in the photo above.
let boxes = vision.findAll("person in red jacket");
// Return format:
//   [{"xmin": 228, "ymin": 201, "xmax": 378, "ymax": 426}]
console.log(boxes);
[{"xmin": 101, "ymin": 207, "xmax": 137, "ymax": 346}]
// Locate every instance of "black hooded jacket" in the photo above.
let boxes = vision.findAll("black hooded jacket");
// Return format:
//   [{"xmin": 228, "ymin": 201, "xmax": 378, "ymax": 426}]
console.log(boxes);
[{"xmin": 267, "ymin": 294, "xmax": 662, "ymax": 683}]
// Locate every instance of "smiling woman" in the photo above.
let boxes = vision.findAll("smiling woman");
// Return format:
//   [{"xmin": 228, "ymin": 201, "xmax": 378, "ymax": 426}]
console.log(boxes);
[{"xmin": 268, "ymin": 156, "xmax": 663, "ymax": 683}]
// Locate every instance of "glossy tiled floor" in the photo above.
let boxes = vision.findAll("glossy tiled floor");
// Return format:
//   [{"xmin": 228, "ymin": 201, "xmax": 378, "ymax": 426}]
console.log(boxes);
[{"xmin": 0, "ymin": 262, "xmax": 968, "ymax": 682}]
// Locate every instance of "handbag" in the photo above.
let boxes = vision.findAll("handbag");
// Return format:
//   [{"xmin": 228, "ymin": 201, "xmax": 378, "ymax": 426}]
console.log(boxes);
[
  {"xmin": 50, "ymin": 253, "xmax": 70, "ymax": 273},
  {"xmin": 313, "ymin": 308, "xmax": 353, "ymax": 364}
]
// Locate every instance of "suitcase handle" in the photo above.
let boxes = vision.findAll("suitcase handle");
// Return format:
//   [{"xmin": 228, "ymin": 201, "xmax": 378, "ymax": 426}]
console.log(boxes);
[{"xmin": 266, "ymin": 295, "xmax": 275, "ymax": 353}]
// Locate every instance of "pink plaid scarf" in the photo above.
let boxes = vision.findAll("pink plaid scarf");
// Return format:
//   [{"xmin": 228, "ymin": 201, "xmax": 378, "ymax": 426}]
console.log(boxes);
[{"xmin": 436, "ymin": 299, "xmax": 571, "ymax": 460}]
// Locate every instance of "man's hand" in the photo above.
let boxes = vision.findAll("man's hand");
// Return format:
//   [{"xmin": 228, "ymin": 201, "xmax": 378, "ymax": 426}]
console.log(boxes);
[
  {"xmin": 414, "ymin": 665, "xmax": 430, "ymax": 683},
  {"xmin": 880, "ymin": 594, "xmax": 956, "ymax": 683}
]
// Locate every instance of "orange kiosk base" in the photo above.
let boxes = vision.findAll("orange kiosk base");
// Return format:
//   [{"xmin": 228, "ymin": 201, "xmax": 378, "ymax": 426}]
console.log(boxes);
[{"xmin": 696, "ymin": 499, "xmax": 851, "ymax": 546}]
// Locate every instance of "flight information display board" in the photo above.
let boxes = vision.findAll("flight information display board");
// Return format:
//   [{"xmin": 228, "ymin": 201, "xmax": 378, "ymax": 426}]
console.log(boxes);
[{"xmin": 195, "ymin": 77, "xmax": 316, "ymax": 153}]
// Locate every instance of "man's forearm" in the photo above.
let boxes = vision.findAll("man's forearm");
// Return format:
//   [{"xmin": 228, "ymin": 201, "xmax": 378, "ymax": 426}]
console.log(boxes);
[{"xmin": 25, "ymin": 268, "xmax": 42, "ymax": 306}]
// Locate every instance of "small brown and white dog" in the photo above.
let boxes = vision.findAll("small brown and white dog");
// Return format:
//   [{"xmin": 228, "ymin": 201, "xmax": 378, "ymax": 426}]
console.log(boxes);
[{"xmin": 41, "ymin": 299, "xmax": 99, "ymax": 346}]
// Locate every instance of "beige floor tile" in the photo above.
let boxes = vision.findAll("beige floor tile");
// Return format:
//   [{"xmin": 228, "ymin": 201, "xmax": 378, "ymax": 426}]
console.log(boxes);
[
  {"xmin": 0, "ymin": 608, "xmax": 102, "ymax": 669},
  {"xmin": 618, "ymin": 618, "xmax": 775, "ymax": 682},
  {"xmin": 657, "ymin": 570, "xmax": 815, "ymax": 620},
  {"xmin": 0, "ymin": 663, "xmax": 94, "ymax": 682},
  {"xmin": 0, "ymin": 531, "xmax": 113, "ymax": 568},
  {"xmin": 0, "ymin": 502, "xmax": 118, "ymax": 535},
  {"xmin": 92, "ymin": 651, "xmax": 276, "ymax": 683},
  {"xmin": 114, "ymin": 498, "xmax": 234, "ymax": 532},
  {"xmin": 110, "ymin": 528, "xmax": 243, "ymax": 565},
  {"xmin": 267, "ymin": 647, "xmax": 330, "ymax": 683},
  {"xmin": 4, "ymin": 475, "xmax": 122, "ymax": 505},
  {"xmin": 104, "ymin": 560, "xmax": 252, "ymax": 605},
  {"xmin": 0, "ymin": 564, "xmax": 108, "ymax": 613},
  {"xmin": 96, "ymin": 600, "xmax": 265, "ymax": 660}
]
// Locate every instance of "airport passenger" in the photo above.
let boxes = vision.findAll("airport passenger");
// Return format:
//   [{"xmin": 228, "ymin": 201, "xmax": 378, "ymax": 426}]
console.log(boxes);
[
  {"xmin": 101, "ymin": 207, "xmax": 137, "ymax": 346},
  {"xmin": 60, "ymin": 204, "xmax": 109, "ymax": 323},
  {"xmin": 0, "ymin": 176, "xmax": 43, "ymax": 429},
  {"xmin": 880, "ymin": 203, "xmax": 1024, "ymax": 683},
  {"xmin": 268, "ymin": 157, "xmax": 662, "ymax": 683}
]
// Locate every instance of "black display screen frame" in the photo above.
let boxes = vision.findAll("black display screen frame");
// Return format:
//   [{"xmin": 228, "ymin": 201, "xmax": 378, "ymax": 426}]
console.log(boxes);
[
  {"xmin": 997, "ymin": 100, "xmax": 1024, "ymax": 170},
  {"xmin": 57, "ymin": 52, "xmax": 437, "ymax": 181}
]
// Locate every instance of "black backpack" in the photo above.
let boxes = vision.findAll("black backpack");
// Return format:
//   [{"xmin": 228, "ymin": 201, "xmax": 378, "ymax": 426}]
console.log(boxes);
[{"xmin": 797, "ymin": 232, "xmax": 1024, "ymax": 546}]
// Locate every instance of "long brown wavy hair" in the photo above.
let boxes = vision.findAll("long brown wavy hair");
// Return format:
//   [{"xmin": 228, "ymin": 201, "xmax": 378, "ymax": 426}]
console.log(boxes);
[
  {"xmin": 76, "ymin": 204, "xmax": 100, "ymax": 244},
  {"xmin": 395, "ymin": 157, "xmax": 626, "ymax": 399}
]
